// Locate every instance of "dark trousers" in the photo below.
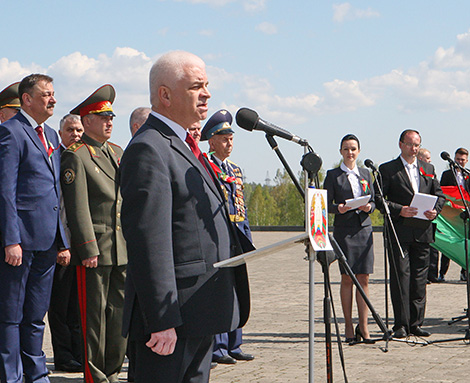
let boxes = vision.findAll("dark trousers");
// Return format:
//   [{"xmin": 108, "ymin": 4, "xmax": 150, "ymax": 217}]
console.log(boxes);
[
  {"xmin": 213, "ymin": 329, "xmax": 242, "ymax": 358},
  {"xmin": 389, "ymin": 241, "xmax": 430, "ymax": 330},
  {"xmin": 76, "ymin": 265, "xmax": 127, "ymax": 383},
  {"xmin": 428, "ymin": 247, "xmax": 439, "ymax": 280},
  {"xmin": 0, "ymin": 245, "xmax": 57, "ymax": 383},
  {"xmin": 135, "ymin": 335, "xmax": 213, "ymax": 383},
  {"xmin": 48, "ymin": 264, "xmax": 81, "ymax": 365}
]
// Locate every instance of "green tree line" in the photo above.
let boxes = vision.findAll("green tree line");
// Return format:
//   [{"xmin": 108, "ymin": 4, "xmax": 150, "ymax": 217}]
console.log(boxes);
[{"xmin": 244, "ymin": 168, "xmax": 384, "ymax": 227}]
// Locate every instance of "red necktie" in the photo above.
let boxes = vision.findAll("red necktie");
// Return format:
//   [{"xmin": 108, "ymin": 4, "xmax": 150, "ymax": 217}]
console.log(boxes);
[
  {"xmin": 35, "ymin": 126, "xmax": 47, "ymax": 151},
  {"xmin": 185, "ymin": 133, "xmax": 211, "ymax": 176}
]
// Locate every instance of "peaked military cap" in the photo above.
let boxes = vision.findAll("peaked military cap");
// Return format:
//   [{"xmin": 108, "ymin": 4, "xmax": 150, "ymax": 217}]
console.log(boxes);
[
  {"xmin": 201, "ymin": 109, "xmax": 235, "ymax": 141},
  {"xmin": 0, "ymin": 82, "xmax": 20, "ymax": 110},
  {"xmin": 70, "ymin": 84, "xmax": 116, "ymax": 117}
]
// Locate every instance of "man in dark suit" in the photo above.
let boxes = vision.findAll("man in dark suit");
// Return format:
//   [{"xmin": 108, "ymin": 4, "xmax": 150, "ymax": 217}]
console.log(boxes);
[
  {"xmin": 0, "ymin": 74, "xmax": 70, "ymax": 383},
  {"xmin": 438, "ymin": 147, "xmax": 469, "ymax": 282},
  {"xmin": 61, "ymin": 85, "xmax": 127, "ymax": 383},
  {"xmin": 201, "ymin": 109, "xmax": 255, "ymax": 365},
  {"xmin": 120, "ymin": 51, "xmax": 250, "ymax": 383},
  {"xmin": 376, "ymin": 129, "xmax": 445, "ymax": 338},
  {"xmin": 47, "ymin": 114, "xmax": 84, "ymax": 373}
]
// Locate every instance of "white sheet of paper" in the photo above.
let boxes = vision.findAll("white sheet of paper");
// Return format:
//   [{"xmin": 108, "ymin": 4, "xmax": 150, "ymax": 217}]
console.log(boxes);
[
  {"xmin": 344, "ymin": 195, "xmax": 371, "ymax": 210},
  {"xmin": 410, "ymin": 192, "xmax": 438, "ymax": 220}
]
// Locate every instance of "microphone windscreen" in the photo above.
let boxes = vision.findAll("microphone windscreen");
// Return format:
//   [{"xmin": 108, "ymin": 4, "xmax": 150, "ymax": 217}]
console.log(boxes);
[
  {"xmin": 235, "ymin": 108, "xmax": 259, "ymax": 131},
  {"xmin": 440, "ymin": 151, "xmax": 451, "ymax": 161},
  {"xmin": 364, "ymin": 159, "xmax": 374, "ymax": 168}
]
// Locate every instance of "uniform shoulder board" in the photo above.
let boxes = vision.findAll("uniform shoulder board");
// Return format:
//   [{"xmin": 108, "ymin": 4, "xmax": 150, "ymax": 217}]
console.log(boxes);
[
  {"xmin": 68, "ymin": 141, "xmax": 84, "ymax": 152},
  {"xmin": 227, "ymin": 159, "xmax": 240, "ymax": 168},
  {"xmin": 108, "ymin": 142, "xmax": 122, "ymax": 149}
]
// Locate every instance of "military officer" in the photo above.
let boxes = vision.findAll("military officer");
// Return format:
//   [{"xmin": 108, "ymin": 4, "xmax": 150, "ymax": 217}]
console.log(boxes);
[
  {"xmin": 0, "ymin": 81, "xmax": 20, "ymax": 123},
  {"xmin": 61, "ymin": 85, "xmax": 127, "ymax": 383},
  {"xmin": 201, "ymin": 109, "xmax": 255, "ymax": 365}
]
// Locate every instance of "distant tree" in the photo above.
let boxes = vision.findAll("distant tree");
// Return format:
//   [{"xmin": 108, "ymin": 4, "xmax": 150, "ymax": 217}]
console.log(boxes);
[{"xmin": 247, "ymin": 184, "xmax": 279, "ymax": 225}]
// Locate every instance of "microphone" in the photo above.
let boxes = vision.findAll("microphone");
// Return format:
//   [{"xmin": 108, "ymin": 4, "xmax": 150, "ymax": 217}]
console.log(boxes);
[
  {"xmin": 441, "ymin": 151, "xmax": 470, "ymax": 174},
  {"xmin": 364, "ymin": 159, "xmax": 378, "ymax": 172},
  {"xmin": 235, "ymin": 107, "xmax": 308, "ymax": 146}
]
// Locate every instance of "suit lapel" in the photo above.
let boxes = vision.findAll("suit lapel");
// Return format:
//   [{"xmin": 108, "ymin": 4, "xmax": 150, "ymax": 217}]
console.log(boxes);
[
  {"xmin": 338, "ymin": 170, "xmax": 354, "ymax": 200},
  {"xmin": 394, "ymin": 157, "xmax": 414, "ymax": 194},
  {"xmin": 169, "ymin": 135, "xmax": 223, "ymax": 200},
  {"xmin": 147, "ymin": 115, "xmax": 224, "ymax": 202},
  {"xmin": 20, "ymin": 116, "xmax": 54, "ymax": 173}
]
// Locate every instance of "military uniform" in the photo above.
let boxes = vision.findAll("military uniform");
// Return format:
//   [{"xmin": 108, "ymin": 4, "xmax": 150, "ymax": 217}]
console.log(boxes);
[
  {"xmin": 202, "ymin": 109, "xmax": 255, "ymax": 364},
  {"xmin": 61, "ymin": 85, "xmax": 127, "ymax": 383}
]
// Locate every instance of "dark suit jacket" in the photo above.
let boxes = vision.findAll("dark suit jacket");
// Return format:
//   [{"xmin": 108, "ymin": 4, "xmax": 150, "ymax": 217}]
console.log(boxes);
[
  {"xmin": 0, "ymin": 112, "xmax": 67, "ymax": 250},
  {"xmin": 376, "ymin": 157, "xmax": 445, "ymax": 243},
  {"xmin": 323, "ymin": 166, "xmax": 375, "ymax": 227},
  {"xmin": 120, "ymin": 114, "xmax": 250, "ymax": 340},
  {"xmin": 440, "ymin": 169, "xmax": 457, "ymax": 187}
]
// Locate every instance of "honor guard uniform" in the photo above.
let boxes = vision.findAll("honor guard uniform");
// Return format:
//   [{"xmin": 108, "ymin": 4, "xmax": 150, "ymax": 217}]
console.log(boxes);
[
  {"xmin": 61, "ymin": 85, "xmax": 127, "ymax": 383},
  {"xmin": 201, "ymin": 109, "xmax": 255, "ymax": 365},
  {"xmin": 0, "ymin": 82, "xmax": 20, "ymax": 123}
]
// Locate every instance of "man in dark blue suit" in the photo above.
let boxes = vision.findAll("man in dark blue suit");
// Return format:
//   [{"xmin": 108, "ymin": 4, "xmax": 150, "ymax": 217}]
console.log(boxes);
[
  {"xmin": 0, "ymin": 74, "xmax": 70, "ymax": 383},
  {"xmin": 201, "ymin": 110, "xmax": 255, "ymax": 366}
]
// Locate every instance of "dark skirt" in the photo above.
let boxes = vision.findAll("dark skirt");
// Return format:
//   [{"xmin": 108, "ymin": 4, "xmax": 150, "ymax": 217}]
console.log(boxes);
[{"xmin": 333, "ymin": 225, "xmax": 374, "ymax": 275}]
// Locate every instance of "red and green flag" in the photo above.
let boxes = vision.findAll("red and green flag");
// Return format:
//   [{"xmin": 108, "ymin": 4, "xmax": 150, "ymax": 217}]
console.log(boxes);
[{"xmin": 431, "ymin": 186, "xmax": 470, "ymax": 269}]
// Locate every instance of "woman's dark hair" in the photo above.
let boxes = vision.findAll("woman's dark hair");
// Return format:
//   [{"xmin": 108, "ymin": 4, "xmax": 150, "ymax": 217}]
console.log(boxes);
[{"xmin": 340, "ymin": 133, "xmax": 360, "ymax": 149}]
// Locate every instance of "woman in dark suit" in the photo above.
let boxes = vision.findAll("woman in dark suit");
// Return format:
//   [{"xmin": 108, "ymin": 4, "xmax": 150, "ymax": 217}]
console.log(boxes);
[{"xmin": 323, "ymin": 134, "xmax": 375, "ymax": 343}]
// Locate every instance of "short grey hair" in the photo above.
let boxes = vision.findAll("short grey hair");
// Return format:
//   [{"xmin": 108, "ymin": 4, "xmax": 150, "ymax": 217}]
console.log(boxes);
[
  {"xmin": 129, "ymin": 107, "xmax": 151, "ymax": 133},
  {"xmin": 59, "ymin": 113, "xmax": 81, "ymax": 131},
  {"xmin": 149, "ymin": 51, "xmax": 205, "ymax": 107}
]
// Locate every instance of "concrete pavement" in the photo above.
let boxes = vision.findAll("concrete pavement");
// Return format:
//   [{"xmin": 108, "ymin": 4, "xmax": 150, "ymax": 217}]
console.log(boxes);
[{"xmin": 43, "ymin": 231, "xmax": 470, "ymax": 382}]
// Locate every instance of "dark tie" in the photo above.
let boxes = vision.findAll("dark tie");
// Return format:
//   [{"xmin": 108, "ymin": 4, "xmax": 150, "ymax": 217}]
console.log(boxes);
[
  {"xmin": 35, "ymin": 126, "xmax": 47, "ymax": 151},
  {"xmin": 185, "ymin": 133, "xmax": 210, "ymax": 175}
]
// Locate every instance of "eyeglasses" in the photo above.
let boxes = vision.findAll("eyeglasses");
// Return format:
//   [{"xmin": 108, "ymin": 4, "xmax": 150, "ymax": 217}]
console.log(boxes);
[{"xmin": 402, "ymin": 142, "xmax": 421, "ymax": 149}]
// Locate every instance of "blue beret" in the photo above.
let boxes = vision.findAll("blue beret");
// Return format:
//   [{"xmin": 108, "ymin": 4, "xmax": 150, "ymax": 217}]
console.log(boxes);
[{"xmin": 201, "ymin": 109, "xmax": 235, "ymax": 141}]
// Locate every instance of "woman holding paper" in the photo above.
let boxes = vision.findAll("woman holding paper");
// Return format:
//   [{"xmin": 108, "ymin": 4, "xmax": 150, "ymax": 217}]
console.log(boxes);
[{"xmin": 323, "ymin": 134, "xmax": 375, "ymax": 344}]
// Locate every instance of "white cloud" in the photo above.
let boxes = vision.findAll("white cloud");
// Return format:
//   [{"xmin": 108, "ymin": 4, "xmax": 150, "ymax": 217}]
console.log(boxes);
[
  {"xmin": 171, "ymin": 0, "xmax": 265, "ymax": 10},
  {"xmin": 255, "ymin": 22, "xmax": 277, "ymax": 35},
  {"xmin": 243, "ymin": 0, "xmax": 267, "ymax": 12},
  {"xmin": 432, "ymin": 29, "xmax": 470, "ymax": 68},
  {"xmin": 333, "ymin": 2, "xmax": 380, "ymax": 23},
  {"xmin": 199, "ymin": 29, "xmax": 214, "ymax": 37}
]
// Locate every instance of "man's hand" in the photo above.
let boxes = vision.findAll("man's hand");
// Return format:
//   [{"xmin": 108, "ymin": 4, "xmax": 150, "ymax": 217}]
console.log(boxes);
[
  {"xmin": 4, "ymin": 244, "xmax": 22, "ymax": 266},
  {"xmin": 146, "ymin": 328, "xmax": 177, "ymax": 356},
  {"xmin": 358, "ymin": 203, "xmax": 372, "ymax": 213},
  {"xmin": 57, "ymin": 249, "xmax": 71, "ymax": 267},
  {"xmin": 82, "ymin": 256, "xmax": 98, "ymax": 268},
  {"xmin": 400, "ymin": 206, "xmax": 418, "ymax": 218},
  {"xmin": 424, "ymin": 209, "xmax": 437, "ymax": 220},
  {"xmin": 338, "ymin": 204, "xmax": 352, "ymax": 214}
]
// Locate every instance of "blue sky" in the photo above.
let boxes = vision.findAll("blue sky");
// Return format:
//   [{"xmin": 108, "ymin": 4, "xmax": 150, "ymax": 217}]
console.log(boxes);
[{"xmin": 2, "ymin": 1, "xmax": 470, "ymax": 183}]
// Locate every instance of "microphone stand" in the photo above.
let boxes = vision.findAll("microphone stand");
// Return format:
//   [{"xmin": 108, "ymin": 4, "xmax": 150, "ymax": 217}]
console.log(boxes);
[
  {"xmin": 264, "ymin": 134, "xmax": 394, "ymax": 383},
  {"xmin": 428, "ymin": 162, "xmax": 470, "ymax": 344},
  {"xmin": 370, "ymin": 167, "xmax": 427, "ymax": 346}
]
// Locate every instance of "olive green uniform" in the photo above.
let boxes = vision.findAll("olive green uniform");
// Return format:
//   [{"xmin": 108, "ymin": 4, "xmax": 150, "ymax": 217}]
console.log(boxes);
[{"xmin": 61, "ymin": 133, "xmax": 127, "ymax": 383}]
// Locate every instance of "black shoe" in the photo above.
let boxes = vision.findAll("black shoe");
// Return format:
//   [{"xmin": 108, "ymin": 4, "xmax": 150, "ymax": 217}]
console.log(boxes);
[
  {"xmin": 54, "ymin": 360, "xmax": 82, "ymax": 373},
  {"xmin": 392, "ymin": 327, "xmax": 408, "ymax": 339},
  {"xmin": 460, "ymin": 271, "xmax": 467, "ymax": 281},
  {"xmin": 438, "ymin": 275, "xmax": 446, "ymax": 282},
  {"xmin": 229, "ymin": 351, "xmax": 255, "ymax": 361},
  {"xmin": 354, "ymin": 325, "xmax": 375, "ymax": 344},
  {"xmin": 410, "ymin": 327, "xmax": 431, "ymax": 337},
  {"xmin": 428, "ymin": 275, "xmax": 439, "ymax": 283},
  {"xmin": 213, "ymin": 355, "xmax": 237, "ymax": 364}
]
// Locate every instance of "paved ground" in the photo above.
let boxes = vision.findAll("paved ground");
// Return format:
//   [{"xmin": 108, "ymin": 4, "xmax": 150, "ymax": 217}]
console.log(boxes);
[{"xmin": 44, "ymin": 231, "xmax": 470, "ymax": 382}]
